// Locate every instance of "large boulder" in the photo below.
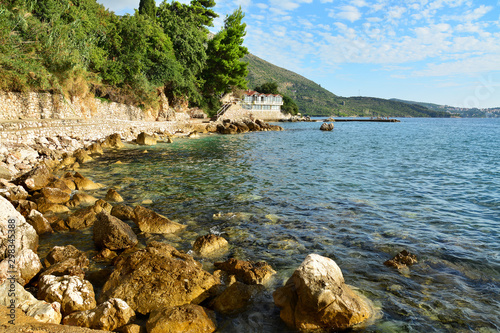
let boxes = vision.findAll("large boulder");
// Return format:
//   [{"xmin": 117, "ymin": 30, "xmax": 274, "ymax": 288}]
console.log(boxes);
[
  {"xmin": 14, "ymin": 163, "xmax": 54, "ymax": 191},
  {"xmin": 105, "ymin": 188, "xmax": 124, "ymax": 203},
  {"xmin": 192, "ymin": 234, "xmax": 229, "ymax": 257},
  {"xmin": 0, "ymin": 196, "xmax": 39, "ymax": 261},
  {"xmin": 273, "ymin": 254, "xmax": 373, "ymax": 331},
  {"xmin": 99, "ymin": 242, "xmax": 218, "ymax": 314},
  {"xmin": 40, "ymin": 187, "xmax": 71, "ymax": 204},
  {"xmin": 102, "ymin": 133, "xmax": 124, "ymax": 149},
  {"xmin": 0, "ymin": 280, "xmax": 62, "ymax": 324},
  {"xmin": 320, "ymin": 122, "xmax": 334, "ymax": 131},
  {"xmin": 111, "ymin": 204, "xmax": 135, "ymax": 221},
  {"xmin": 146, "ymin": 304, "xmax": 217, "ymax": 333},
  {"xmin": 136, "ymin": 132, "xmax": 157, "ymax": 146},
  {"xmin": 73, "ymin": 174, "xmax": 103, "ymax": 191},
  {"xmin": 63, "ymin": 298, "xmax": 135, "ymax": 331},
  {"xmin": 214, "ymin": 258, "xmax": 276, "ymax": 285},
  {"xmin": 26, "ymin": 209, "xmax": 53, "ymax": 235},
  {"xmin": 133, "ymin": 205, "xmax": 185, "ymax": 234},
  {"xmin": 93, "ymin": 211, "xmax": 138, "ymax": 251},
  {"xmin": 40, "ymin": 256, "xmax": 89, "ymax": 280},
  {"xmin": 44, "ymin": 245, "xmax": 84, "ymax": 267},
  {"xmin": 0, "ymin": 248, "xmax": 42, "ymax": 286},
  {"xmin": 38, "ymin": 275, "xmax": 96, "ymax": 316},
  {"xmin": 67, "ymin": 192, "xmax": 98, "ymax": 208}
]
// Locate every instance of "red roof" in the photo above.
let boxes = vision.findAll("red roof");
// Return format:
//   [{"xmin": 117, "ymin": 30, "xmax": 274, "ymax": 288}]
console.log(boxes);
[{"xmin": 243, "ymin": 90, "xmax": 281, "ymax": 97}]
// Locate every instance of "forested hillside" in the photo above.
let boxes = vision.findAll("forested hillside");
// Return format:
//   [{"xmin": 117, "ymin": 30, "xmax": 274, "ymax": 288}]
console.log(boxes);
[
  {"xmin": 0, "ymin": 0, "xmax": 248, "ymax": 115},
  {"xmin": 244, "ymin": 53, "xmax": 452, "ymax": 117}
]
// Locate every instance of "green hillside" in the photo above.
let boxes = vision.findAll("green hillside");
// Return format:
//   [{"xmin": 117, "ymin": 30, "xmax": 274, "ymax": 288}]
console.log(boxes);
[{"xmin": 244, "ymin": 53, "xmax": 451, "ymax": 118}]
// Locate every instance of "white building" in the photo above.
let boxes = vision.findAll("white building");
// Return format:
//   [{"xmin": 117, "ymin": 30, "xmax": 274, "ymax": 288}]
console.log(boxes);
[{"xmin": 241, "ymin": 90, "xmax": 283, "ymax": 111}]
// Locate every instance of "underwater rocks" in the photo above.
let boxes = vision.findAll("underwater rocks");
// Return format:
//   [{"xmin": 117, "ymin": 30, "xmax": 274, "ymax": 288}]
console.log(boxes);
[
  {"xmin": 214, "ymin": 258, "xmax": 276, "ymax": 285},
  {"xmin": 192, "ymin": 234, "xmax": 229, "ymax": 257},
  {"xmin": 273, "ymin": 254, "xmax": 373, "ymax": 331},
  {"xmin": 133, "ymin": 205, "xmax": 185, "ymax": 234},
  {"xmin": 384, "ymin": 249, "xmax": 418, "ymax": 269}
]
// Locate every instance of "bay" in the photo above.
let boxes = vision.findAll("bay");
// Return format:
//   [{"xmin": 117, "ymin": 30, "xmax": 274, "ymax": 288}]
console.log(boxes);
[{"xmin": 54, "ymin": 118, "xmax": 500, "ymax": 332}]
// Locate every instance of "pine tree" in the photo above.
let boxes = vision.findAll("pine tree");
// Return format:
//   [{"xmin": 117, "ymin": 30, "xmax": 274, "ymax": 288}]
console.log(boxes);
[{"xmin": 139, "ymin": 0, "xmax": 156, "ymax": 19}]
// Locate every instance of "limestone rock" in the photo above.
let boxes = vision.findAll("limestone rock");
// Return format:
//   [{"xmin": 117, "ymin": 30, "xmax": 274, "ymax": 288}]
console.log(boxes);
[
  {"xmin": 320, "ymin": 122, "xmax": 334, "ymax": 131},
  {"xmin": 105, "ymin": 188, "xmax": 124, "ymax": 203},
  {"xmin": 214, "ymin": 258, "xmax": 276, "ymax": 285},
  {"xmin": 44, "ymin": 245, "xmax": 84, "ymax": 267},
  {"xmin": 0, "ymin": 248, "xmax": 42, "ymax": 286},
  {"xmin": 87, "ymin": 143, "xmax": 104, "ymax": 156},
  {"xmin": 14, "ymin": 199, "xmax": 37, "ymax": 218},
  {"xmin": 38, "ymin": 275, "xmax": 96, "ymax": 316},
  {"xmin": 133, "ymin": 205, "xmax": 185, "ymax": 234},
  {"xmin": 47, "ymin": 179, "xmax": 73, "ymax": 194},
  {"xmin": 111, "ymin": 204, "xmax": 135, "ymax": 221},
  {"xmin": 93, "ymin": 211, "xmax": 138, "ymax": 250},
  {"xmin": 66, "ymin": 200, "xmax": 111, "ymax": 230},
  {"xmin": 384, "ymin": 250, "xmax": 418, "ymax": 269},
  {"xmin": 73, "ymin": 149, "xmax": 93, "ymax": 164},
  {"xmin": 209, "ymin": 281, "xmax": 264, "ymax": 315},
  {"xmin": 40, "ymin": 187, "xmax": 71, "ymax": 204},
  {"xmin": 74, "ymin": 175, "xmax": 103, "ymax": 191},
  {"xmin": 0, "ymin": 183, "xmax": 28, "ymax": 202},
  {"xmin": 136, "ymin": 132, "xmax": 157, "ymax": 146},
  {"xmin": 146, "ymin": 304, "xmax": 217, "ymax": 333},
  {"xmin": 273, "ymin": 254, "xmax": 372, "ymax": 331},
  {"xmin": 102, "ymin": 133, "xmax": 124, "ymax": 149},
  {"xmin": 40, "ymin": 256, "xmax": 89, "ymax": 280},
  {"xmin": 63, "ymin": 298, "xmax": 135, "ymax": 331},
  {"xmin": 26, "ymin": 209, "xmax": 53, "ymax": 235},
  {"xmin": 0, "ymin": 196, "xmax": 39, "ymax": 261},
  {"xmin": 192, "ymin": 234, "xmax": 229, "ymax": 257},
  {"xmin": 15, "ymin": 163, "xmax": 54, "ymax": 191},
  {"xmin": 37, "ymin": 198, "xmax": 70, "ymax": 214},
  {"xmin": 67, "ymin": 192, "xmax": 98, "ymax": 208},
  {"xmin": 99, "ymin": 242, "xmax": 218, "ymax": 314},
  {"xmin": 0, "ymin": 281, "xmax": 62, "ymax": 324}
]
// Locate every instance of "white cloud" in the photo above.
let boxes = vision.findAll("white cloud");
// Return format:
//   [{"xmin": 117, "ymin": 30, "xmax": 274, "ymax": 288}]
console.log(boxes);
[
  {"xmin": 334, "ymin": 5, "xmax": 362, "ymax": 22},
  {"xmin": 414, "ymin": 55, "xmax": 500, "ymax": 77},
  {"xmin": 387, "ymin": 6, "xmax": 406, "ymax": 20},
  {"xmin": 256, "ymin": 3, "xmax": 268, "ymax": 9}
]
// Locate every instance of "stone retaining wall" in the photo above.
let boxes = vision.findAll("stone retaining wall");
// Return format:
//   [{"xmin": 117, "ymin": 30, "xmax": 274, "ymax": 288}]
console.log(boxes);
[{"xmin": 220, "ymin": 105, "xmax": 288, "ymax": 121}]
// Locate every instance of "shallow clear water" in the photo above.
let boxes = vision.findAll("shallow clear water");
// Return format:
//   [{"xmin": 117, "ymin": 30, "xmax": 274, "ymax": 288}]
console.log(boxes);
[{"xmin": 50, "ymin": 118, "xmax": 500, "ymax": 332}]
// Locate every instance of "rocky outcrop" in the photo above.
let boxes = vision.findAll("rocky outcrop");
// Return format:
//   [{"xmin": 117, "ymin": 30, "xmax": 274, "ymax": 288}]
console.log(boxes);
[
  {"xmin": 93, "ymin": 211, "xmax": 138, "ymax": 250},
  {"xmin": 320, "ymin": 122, "xmax": 334, "ymax": 131},
  {"xmin": 102, "ymin": 133, "xmax": 124, "ymax": 149},
  {"xmin": 38, "ymin": 275, "xmax": 96, "ymax": 316},
  {"xmin": 0, "ymin": 281, "xmax": 62, "ymax": 324},
  {"xmin": 214, "ymin": 258, "xmax": 276, "ymax": 285},
  {"xmin": 132, "ymin": 205, "xmax": 185, "ymax": 234},
  {"xmin": 273, "ymin": 254, "xmax": 373, "ymax": 331},
  {"xmin": 192, "ymin": 234, "xmax": 229, "ymax": 257},
  {"xmin": 136, "ymin": 132, "xmax": 157, "ymax": 146},
  {"xmin": 14, "ymin": 163, "xmax": 55, "ymax": 191},
  {"xmin": 63, "ymin": 298, "xmax": 135, "ymax": 331},
  {"xmin": 146, "ymin": 304, "xmax": 217, "ymax": 333},
  {"xmin": 99, "ymin": 242, "xmax": 218, "ymax": 314}
]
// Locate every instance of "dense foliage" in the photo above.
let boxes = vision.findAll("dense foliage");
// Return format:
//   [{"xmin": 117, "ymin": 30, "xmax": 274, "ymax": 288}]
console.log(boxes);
[
  {"xmin": 0, "ymin": 0, "xmax": 249, "ymax": 112},
  {"xmin": 254, "ymin": 81, "xmax": 298, "ymax": 115}
]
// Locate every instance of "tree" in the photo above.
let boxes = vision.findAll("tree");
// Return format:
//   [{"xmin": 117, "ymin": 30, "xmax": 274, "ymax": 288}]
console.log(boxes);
[
  {"xmin": 139, "ymin": 0, "xmax": 156, "ymax": 19},
  {"xmin": 202, "ymin": 7, "xmax": 248, "ymax": 97}
]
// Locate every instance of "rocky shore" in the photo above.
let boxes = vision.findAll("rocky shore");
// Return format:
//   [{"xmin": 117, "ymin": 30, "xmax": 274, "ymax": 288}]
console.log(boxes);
[{"xmin": 0, "ymin": 117, "xmax": 374, "ymax": 332}]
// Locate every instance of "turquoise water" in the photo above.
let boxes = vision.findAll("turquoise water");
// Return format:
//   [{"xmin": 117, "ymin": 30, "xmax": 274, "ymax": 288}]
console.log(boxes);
[{"xmin": 73, "ymin": 118, "xmax": 499, "ymax": 332}]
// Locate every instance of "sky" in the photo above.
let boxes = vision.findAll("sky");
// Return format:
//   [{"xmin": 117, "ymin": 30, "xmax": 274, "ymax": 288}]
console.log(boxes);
[{"xmin": 97, "ymin": 0, "xmax": 500, "ymax": 109}]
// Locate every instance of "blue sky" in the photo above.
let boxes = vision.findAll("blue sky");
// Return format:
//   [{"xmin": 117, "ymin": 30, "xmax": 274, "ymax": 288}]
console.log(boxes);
[{"xmin": 97, "ymin": 0, "xmax": 500, "ymax": 108}]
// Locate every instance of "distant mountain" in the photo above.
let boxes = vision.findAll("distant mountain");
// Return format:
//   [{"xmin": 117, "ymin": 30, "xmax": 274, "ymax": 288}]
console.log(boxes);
[
  {"xmin": 243, "ymin": 53, "xmax": 451, "ymax": 117},
  {"xmin": 391, "ymin": 98, "xmax": 500, "ymax": 118}
]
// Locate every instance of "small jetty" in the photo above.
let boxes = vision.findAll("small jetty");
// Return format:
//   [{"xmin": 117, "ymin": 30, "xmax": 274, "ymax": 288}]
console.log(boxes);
[{"xmin": 326, "ymin": 117, "xmax": 400, "ymax": 122}]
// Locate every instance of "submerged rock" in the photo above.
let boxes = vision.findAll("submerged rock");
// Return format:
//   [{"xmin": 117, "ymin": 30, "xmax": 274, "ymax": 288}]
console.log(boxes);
[
  {"xmin": 209, "ymin": 281, "xmax": 264, "ymax": 315},
  {"xmin": 133, "ymin": 205, "xmax": 185, "ymax": 234},
  {"xmin": 192, "ymin": 234, "xmax": 229, "ymax": 257},
  {"xmin": 99, "ymin": 241, "xmax": 218, "ymax": 314},
  {"xmin": 146, "ymin": 304, "xmax": 217, "ymax": 333},
  {"xmin": 273, "ymin": 254, "xmax": 373, "ymax": 331},
  {"xmin": 63, "ymin": 298, "xmax": 135, "ymax": 331},
  {"xmin": 384, "ymin": 250, "xmax": 418, "ymax": 269},
  {"xmin": 214, "ymin": 258, "xmax": 276, "ymax": 285}
]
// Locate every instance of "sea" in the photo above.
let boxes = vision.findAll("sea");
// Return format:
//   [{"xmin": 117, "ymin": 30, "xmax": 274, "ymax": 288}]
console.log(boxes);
[{"xmin": 42, "ymin": 118, "xmax": 500, "ymax": 332}]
